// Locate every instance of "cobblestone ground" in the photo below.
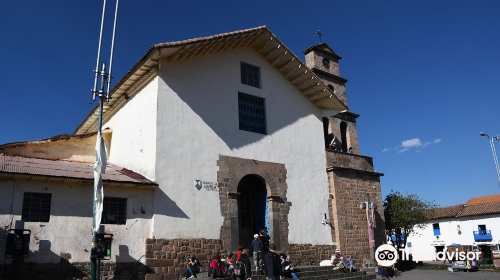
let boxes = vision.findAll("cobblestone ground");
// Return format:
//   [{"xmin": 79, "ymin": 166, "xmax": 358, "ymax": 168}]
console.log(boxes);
[{"xmin": 397, "ymin": 269, "xmax": 499, "ymax": 279}]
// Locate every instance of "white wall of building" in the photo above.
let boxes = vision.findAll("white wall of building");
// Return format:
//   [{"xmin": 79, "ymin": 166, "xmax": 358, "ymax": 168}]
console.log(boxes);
[
  {"xmin": 0, "ymin": 178, "xmax": 154, "ymax": 263},
  {"xmin": 152, "ymin": 46, "xmax": 333, "ymax": 245},
  {"xmin": 103, "ymin": 76, "xmax": 158, "ymax": 181},
  {"xmin": 406, "ymin": 214, "xmax": 500, "ymax": 260}
]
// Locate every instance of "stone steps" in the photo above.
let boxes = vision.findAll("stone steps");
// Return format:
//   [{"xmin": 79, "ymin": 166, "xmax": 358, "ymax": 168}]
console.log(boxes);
[{"xmin": 181, "ymin": 266, "xmax": 375, "ymax": 280}]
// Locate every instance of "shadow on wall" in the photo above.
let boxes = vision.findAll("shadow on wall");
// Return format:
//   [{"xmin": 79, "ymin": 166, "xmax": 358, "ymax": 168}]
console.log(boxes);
[
  {"xmin": 159, "ymin": 61, "xmax": 322, "ymax": 150},
  {"xmin": 153, "ymin": 187, "xmax": 190, "ymax": 219},
  {"xmin": 0, "ymin": 241, "xmax": 153, "ymax": 280},
  {"xmin": 0, "ymin": 240, "xmax": 87, "ymax": 280},
  {"xmin": 374, "ymin": 211, "xmax": 386, "ymax": 247}
]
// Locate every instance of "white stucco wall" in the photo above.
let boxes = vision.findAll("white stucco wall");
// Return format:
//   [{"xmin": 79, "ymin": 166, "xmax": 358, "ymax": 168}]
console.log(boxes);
[
  {"xmin": 406, "ymin": 214, "xmax": 500, "ymax": 260},
  {"xmin": 153, "ymin": 46, "xmax": 333, "ymax": 245},
  {"xmin": 103, "ymin": 76, "xmax": 158, "ymax": 181},
  {"xmin": 0, "ymin": 178, "xmax": 154, "ymax": 263}
]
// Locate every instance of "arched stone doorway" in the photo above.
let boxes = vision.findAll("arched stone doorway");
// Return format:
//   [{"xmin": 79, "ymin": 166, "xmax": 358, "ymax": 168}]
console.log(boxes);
[
  {"xmin": 217, "ymin": 155, "xmax": 291, "ymax": 252},
  {"xmin": 237, "ymin": 175, "xmax": 269, "ymax": 249}
]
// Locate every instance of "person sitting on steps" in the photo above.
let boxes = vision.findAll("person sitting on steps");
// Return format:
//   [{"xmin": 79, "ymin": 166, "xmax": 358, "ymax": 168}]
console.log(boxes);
[{"xmin": 209, "ymin": 255, "xmax": 225, "ymax": 279}]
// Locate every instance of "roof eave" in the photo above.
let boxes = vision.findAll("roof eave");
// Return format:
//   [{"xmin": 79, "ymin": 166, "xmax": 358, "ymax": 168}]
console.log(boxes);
[{"xmin": 74, "ymin": 26, "xmax": 348, "ymax": 134}]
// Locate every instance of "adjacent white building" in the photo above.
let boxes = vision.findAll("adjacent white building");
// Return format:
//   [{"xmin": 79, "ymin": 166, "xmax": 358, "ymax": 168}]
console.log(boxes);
[{"xmin": 406, "ymin": 194, "xmax": 500, "ymax": 260}]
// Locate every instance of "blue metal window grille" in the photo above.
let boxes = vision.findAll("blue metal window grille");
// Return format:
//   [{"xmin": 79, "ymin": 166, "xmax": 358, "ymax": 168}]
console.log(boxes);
[
  {"xmin": 22, "ymin": 193, "xmax": 51, "ymax": 222},
  {"xmin": 101, "ymin": 197, "xmax": 127, "ymax": 225},
  {"xmin": 238, "ymin": 92, "xmax": 266, "ymax": 134},
  {"xmin": 241, "ymin": 63, "xmax": 260, "ymax": 88},
  {"xmin": 433, "ymin": 223, "xmax": 441, "ymax": 236}
]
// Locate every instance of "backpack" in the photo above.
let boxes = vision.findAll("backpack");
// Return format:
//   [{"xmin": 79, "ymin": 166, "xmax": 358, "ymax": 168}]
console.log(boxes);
[{"xmin": 235, "ymin": 260, "xmax": 246, "ymax": 276}]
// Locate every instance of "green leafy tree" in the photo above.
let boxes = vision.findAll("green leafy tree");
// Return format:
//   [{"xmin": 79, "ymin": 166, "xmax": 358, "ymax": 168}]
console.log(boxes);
[{"xmin": 384, "ymin": 190, "xmax": 438, "ymax": 252}]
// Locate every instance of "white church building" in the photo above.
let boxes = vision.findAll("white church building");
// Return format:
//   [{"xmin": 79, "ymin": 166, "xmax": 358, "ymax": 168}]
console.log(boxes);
[{"xmin": 0, "ymin": 26, "xmax": 386, "ymax": 279}]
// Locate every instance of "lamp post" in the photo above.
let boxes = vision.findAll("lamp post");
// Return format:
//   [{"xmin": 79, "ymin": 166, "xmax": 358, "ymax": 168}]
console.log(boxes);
[{"xmin": 480, "ymin": 132, "xmax": 500, "ymax": 186}]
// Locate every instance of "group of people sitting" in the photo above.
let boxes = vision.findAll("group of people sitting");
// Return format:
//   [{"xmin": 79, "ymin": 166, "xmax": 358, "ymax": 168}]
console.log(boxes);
[
  {"xmin": 330, "ymin": 249, "xmax": 357, "ymax": 272},
  {"xmin": 186, "ymin": 230, "xmax": 300, "ymax": 280}
]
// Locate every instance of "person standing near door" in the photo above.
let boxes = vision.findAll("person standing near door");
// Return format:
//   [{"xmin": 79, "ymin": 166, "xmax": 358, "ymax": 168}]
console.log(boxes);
[
  {"xmin": 251, "ymin": 234, "xmax": 263, "ymax": 273},
  {"xmin": 259, "ymin": 229, "xmax": 270, "ymax": 253},
  {"xmin": 263, "ymin": 244, "xmax": 282, "ymax": 280}
]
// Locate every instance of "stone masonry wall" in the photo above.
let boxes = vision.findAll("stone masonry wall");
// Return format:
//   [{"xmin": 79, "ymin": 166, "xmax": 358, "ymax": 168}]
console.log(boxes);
[
  {"xmin": 287, "ymin": 244, "xmax": 338, "ymax": 266},
  {"xmin": 144, "ymin": 238, "xmax": 227, "ymax": 280},
  {"xmin": 326, "ymin": 150, "xmax": 374, "ymax": 172},
  {"xmin": 328, "ymin": 168, "xmax": 385, "ymax": 264}
]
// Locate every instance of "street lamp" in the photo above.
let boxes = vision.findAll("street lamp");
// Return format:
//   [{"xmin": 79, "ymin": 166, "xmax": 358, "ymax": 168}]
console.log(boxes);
[{"xmin": 480, "ymin": 132, "xmax": 500, "ymax": 186}]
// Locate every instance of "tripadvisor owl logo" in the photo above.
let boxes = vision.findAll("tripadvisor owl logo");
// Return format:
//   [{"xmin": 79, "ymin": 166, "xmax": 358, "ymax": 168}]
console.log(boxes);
[{"xmin": 375, "ymin": 244, "xmax": 398, "ymax": 266}]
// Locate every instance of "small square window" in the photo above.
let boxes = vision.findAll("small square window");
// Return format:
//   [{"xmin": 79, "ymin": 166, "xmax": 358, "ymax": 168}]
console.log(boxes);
[
  {"xmin": 101, "ymin": 197, "xmax": 127, "ymax": 225},
  {"xmin": 241, "ymin": 63, "xmax": 260, "ymax": 88},
  {"xmin": 238, "ymin": 92, "xmax": 266, "ymax": 134},
  {"xmin": 22, "ymin": 193, "xmax": 52, "ymax": 222}
]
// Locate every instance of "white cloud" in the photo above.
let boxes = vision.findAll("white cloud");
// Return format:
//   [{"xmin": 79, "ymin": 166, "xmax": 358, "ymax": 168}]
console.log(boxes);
[
  {"xmin": 402, "ymin": 138, "xmax": 422, "ymax": 148},
  {"xmin": 383, "ymin": 138, "xmax": 442, "ymax": 153}
]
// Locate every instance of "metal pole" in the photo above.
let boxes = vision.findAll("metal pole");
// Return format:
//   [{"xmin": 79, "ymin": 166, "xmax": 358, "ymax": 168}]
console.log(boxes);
[
  {"xmin": 489, "ymin": 137, "xmax": 500, "ymax": 185},
  {"xmin": 92, "ymin": 0, "xmax": 107, "ymax": 102},
  {"xmin": 106, "ymin": 0, "xmax": 120, "ymax": 101}
]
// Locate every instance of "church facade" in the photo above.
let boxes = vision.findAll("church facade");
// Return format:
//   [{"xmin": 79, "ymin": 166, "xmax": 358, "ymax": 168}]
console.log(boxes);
[{"xmin": 0, "ymin": 26, "xmax": 385, "ymax": 279}]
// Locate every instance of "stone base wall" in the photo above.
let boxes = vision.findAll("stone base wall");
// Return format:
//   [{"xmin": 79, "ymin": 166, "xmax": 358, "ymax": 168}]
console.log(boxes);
[
  {"xmin": 0, "ymin": 261, "xmax": 149, "ymax": 280},
  {"xmin": 145, "ymin": 238, "xmax": 228, "ymax": 280},
  {"xmin": 287, "ymin": 244, "xmax": 338, "ymax": 266}
]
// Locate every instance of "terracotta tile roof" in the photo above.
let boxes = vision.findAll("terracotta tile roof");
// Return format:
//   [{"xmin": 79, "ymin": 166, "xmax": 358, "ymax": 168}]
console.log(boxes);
[
  {"xmin": 466, "ymin": 193, "xmax": 500, "ymax": 206},
  {"xmin": 0, "ymin": 132, "xmax": 98, "ymax": 150},
  {"xmin": 456, "ymin": 202, "xmax": 500, "ymax": 217},
  {"xmin": 0, "ymin": 153, "xmax": 156, "ymax": 186},
  {"xmin": 433, "ymin": 204, "xmax": 464, "ymax": 219}
]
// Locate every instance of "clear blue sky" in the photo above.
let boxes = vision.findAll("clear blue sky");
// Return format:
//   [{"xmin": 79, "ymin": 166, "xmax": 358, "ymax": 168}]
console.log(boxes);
[{"xmin": 1, "ymin": 1, "xmax": 499, "ymax": 207}]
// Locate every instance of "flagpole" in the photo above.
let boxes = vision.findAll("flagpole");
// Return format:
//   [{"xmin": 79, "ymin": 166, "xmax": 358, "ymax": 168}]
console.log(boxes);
[{"xmin": 90, "ymin": 1, "xmax": 119, "ymax": 279}]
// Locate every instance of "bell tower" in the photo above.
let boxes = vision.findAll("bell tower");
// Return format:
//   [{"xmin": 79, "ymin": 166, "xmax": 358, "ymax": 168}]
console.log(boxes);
[
  {"xmin": 303, "ymin": 43, "xmax": 348, "ymax": 107},
  {"xmin": 303, "ymin": 43, "xmax": 386, "ymax": 265}
]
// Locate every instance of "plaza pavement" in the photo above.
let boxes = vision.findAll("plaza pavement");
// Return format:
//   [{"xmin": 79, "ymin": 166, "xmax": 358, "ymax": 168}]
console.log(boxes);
[{"xmin": 396, "ymin": 269, "xmax": 499, "ymax": 279}]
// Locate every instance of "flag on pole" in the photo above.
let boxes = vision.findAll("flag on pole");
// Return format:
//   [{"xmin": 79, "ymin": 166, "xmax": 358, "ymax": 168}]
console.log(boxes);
[{"xmin": 93, "ymin": 134, "xmax": 108, "ymax": 233}]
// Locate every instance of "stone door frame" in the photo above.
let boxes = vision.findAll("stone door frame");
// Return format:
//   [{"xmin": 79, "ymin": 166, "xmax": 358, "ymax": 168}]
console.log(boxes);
[{"xmin": 217, "ymin": 155, "xmax": 291, "ymax": 252}]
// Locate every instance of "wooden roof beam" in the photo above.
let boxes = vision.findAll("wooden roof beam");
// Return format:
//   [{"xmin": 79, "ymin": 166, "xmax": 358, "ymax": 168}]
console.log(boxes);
[
  {"xmin": 257, "ymin": 37, "xmax": 273, "ymax": 53},
  {"xmin": 315, "ymin": 94, "xmax": 333, "ymax": 106},
  {"xmin": 220, "ymin": 34, "xmax": 244, "ymax": 52},
  {"xmin": 278, "ymin": 58, "xmax": 295, "ymax": 72},
  {"xmin": 207, "ymin": 37, "xmax": 230, "ymax": 54},
  {"xmin": 290, "ymin": 70, "xmax": 308, "ymax": 84},
  {"xmin": 229, "ymin": 33, "xmax": 253, "ymax": 49},
  {"xmin": 177, "ymin": 44, "xmax": 198, "ymax": 61},
  {"xmin": 199, "ymin": 39, "xmax": 219, "ymax": 56},
  {"xmin": 308, "ymin": 88, "xmax": 327, "ymax": 100},
  {"xmin": 297, "ymin": 77, "xmax": 314, "ymax": 89},
  {"xmin": 170, "ymin": 44, "xmax": 194, "ymax": 62},
  {"xmin": 302, "ymin": 83, "xmax": 321, "ymax": 95},
  {"xmin": 284, "ymin": 64, "xmax": 301, "ymax": 78},
  {"xmin": 264, "ymin": 45, "xmax": 281, "ymax": 60},
  {"xmin": 271, "ymin": 51, "xmax": 288, "ymax": 66}
]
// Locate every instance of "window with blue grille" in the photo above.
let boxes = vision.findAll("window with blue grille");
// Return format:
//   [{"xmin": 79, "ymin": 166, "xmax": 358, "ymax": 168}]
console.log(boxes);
[
  {"xmin": 22, "ymin": 193, "xmax": 51, "ymax": 222},
  {"xmin": 433, "ymin": 223, "xmax": 441, "ymax": 236},
  {"xmin": 101, "ymin": 197, "xmax": 127, "ymax": 225},
  {"xmin": 241, "ymin": 63, "xmax": 260, "ymax": 88},
  {"xmin": 238, "ymin": 92, "xmax": 266, "ymax": 134}
]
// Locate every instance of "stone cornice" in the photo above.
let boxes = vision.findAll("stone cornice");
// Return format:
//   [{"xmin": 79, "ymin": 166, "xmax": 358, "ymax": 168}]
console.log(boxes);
[
  {"xmin": 326, "ymin": 166, "xmax": 384, "ymax": 177},
  {"xmin": 311, "ymin": 68, "xmax": 348, "ymax": 83}
]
